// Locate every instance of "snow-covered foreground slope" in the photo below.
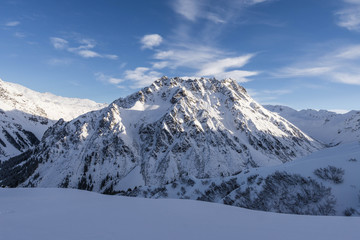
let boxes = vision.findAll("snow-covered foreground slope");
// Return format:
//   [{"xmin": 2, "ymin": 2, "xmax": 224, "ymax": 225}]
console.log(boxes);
[
  {"xmin": 0, "ymin": 77, "xmax": 321, "ymax": 191},
  {"xmin": 0, "ymin": 78, "xmax": 107, "ymax": 161},
  {"xmin": 0, "ymin": 188, "xmax": 359, "ymax": 240},
  {"xmin": 128, "ymin": 141, "xmax": 360, "ymax": 216},
  {"xmin": 265, "ymin": 105, "xmax": 360, "ymax": 145}
]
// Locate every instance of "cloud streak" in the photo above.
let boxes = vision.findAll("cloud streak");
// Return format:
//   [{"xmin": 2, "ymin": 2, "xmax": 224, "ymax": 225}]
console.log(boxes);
[
  {"xmin": 275, "ymin": 44, "xmax": 360, "ymax": 86},
  {"xmin": 95, "ymin": 72, "xmax": 123, "ymax": 87},
  {"xmin": 151, "ymin": 43, "xmax": 258, "ymax": 82},
  {"xmin": 51, "ymin": 37, "xmax": 68, "ymax": 50},
  {"xmin": 336, "ymin": 0, "xmax": 360, "ymax": 32},
  {"xmin": 172, "ymin": 0, "xmax": 270, "ymax": 24},
  {"xmin": 124, "ymin": 67, "xmax": 162, "ymax": 88},
  {"xmin": 117, "ymin": 0, "xmax": 268, "ymax": 89},
  {"xmin": 247, "ymin": 88, "xmax": 292, "ymax": 104},
  {"xmin": 172, "ymin": 0, "xmax": 199, "ymax": 22},
  {"xmin": 4, "ymin": 21, "xmax": 20, "ymax": 27},
  {"xmin": 50, "ymin": 37, "xmax": 118, "ymax": 60},
  {"xmin": 197, "ymin": 54, "xmax": 254, "ymax": 76}
]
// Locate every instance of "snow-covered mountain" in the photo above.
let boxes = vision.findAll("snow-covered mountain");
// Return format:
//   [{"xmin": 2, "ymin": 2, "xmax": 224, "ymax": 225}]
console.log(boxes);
[
  {"xmin": 127, "ymin": 141, "xmax": 360, "ymax": 216},
  {"xmin": 0, "ymin": 77, "xmax": 321, "ymax": 191},
  {"xmin": 0, "ymin": 78, "xmax": 107, "ymax": 161},
  {"xmin": 265, "ymin": 105, "xmax": 360, "ymax": 146}
]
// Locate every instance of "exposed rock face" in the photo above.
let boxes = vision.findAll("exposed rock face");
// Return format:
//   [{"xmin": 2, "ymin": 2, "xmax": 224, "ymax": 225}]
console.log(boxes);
[{"xmin": 1, "ymin": 77, "xmax": 321, "ymax": 192}]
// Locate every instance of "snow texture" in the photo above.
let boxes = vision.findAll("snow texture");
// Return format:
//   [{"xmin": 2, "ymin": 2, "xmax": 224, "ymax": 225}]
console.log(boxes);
[
  {"xmin": 0, "ymin": 78, "xmax": 106, "ymax": 161},
  {"xmin": 265, "ymin": 105, "xmax": 360, "ymax": 146},
  {"xmin": 0, "ymin": 188, "xmax": 359, "ymax": 240},
  {"xmin": 128, "ymin": 141, "xmax": 360, "ymax": 216}
]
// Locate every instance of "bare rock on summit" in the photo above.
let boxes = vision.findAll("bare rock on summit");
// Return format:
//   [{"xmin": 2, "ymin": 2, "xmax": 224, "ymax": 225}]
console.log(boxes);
[{"xmin": 1, "ymin": 77, "xmax": 322, "ymax": 192}]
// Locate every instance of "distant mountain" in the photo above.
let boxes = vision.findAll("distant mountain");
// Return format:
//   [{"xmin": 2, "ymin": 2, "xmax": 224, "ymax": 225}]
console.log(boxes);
[
  {"xmin": 0, "ymin": 77, "xmax": 321, "ymax": 191},
  {"xmin": 0, "ymin": 78, "xmax": 107, "ymax": 161},
  {"xmin": 264, "ymin": 105, "xmax": 360, "ymax": 145}
]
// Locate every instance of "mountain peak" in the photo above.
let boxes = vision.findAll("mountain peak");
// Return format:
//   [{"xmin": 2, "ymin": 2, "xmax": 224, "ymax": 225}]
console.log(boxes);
[
  {"xmin": 1, "ymin": 77, "xmax": 321, "ymax": 192},
  {"xmin": 0, "ymin": 78, "xmax": 107, "ymax": 161}
]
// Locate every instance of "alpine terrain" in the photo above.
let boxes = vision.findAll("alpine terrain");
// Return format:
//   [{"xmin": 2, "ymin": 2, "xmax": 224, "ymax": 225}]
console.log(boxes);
[
  {"xmin": 1, "ymin": 188, "xmax": 359, "ymax": 240},
  {"xmin": 265, "ymin": 105, "xmax": 360, "ymax": 146},
  {"xmin": 0, "ymin": 78, "xmax": 107, "ymax": 162},
  {"xmin": 0, "ymin": 77, "xmax": 321, "ymax": 193}
]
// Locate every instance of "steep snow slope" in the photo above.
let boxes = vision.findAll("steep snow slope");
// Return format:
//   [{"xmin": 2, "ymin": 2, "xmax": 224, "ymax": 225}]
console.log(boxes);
[
  {"xmin": 265, "ymin": 105, "xmax": 360, "ymax": 145},
  {"xmin": 1, "ymin": 188, "xmax": 359, "ymax": 240},
  {"xmin": 0, "ymin": 78, "xmax": 107, "ymax": 161},
  {"xmin": 1, "ymin": 77, "xmax": 321, "ymax": 192},
  {"xmin": 128, "ymin": 141, "xmax": 360, "ymax": 216}
]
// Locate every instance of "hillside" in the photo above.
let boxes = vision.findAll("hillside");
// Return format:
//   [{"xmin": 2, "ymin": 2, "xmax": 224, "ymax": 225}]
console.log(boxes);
[
  {"xmin": 1, "ymin": 188, "xmax": 359, "ymax": 240},
  {"xmin": 0, "ymin": 78, "xmax": 106, "ymax": 161},
  {"xmin": 127, "ymin": 141, "xmax": 360, "ymax": 216}
]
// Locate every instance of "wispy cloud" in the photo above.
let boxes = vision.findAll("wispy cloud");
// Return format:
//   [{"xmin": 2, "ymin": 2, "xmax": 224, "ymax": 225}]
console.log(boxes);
[
  {"xmin": 247, "ymin": 88, "xmax": 292, "ymax": 104},
  {"xmin": 278, "ymin": 67, "xmax": 333, "ymax": 77},
  {"xmin": 195, "ymin": 54, "xmax": 259, "ymax": 82},
  {"xmin": 336, "ymin": 0, "xmax": 360, "ymax": 32},
  {"xmin": 124, "ymin": 67, "xmax": 162, "ymax": 88},
  {"xmin": 197, "ymin": 54, "xmax": 254, "ymax": 76},
  {"xmin": 275, "ymin": 44, "xmax": 360, "ymax": 85},
  {"xmin": 151, "ymin": 61, "xmax": 168, "ymax": 69},
  {"xmin": 47, "ymin": 58, "xmax": 72, "ymax": 66},
  {"xmin": 172, "ymin": 0, "xmax": 270, "ymax": 24},
  {"xmin": 4, "ymin": 21, "xmax": 20, "ymax": 27},
  {"xmin": 151, "ymin": 42, "xmax": 258, "ymax": 82},
  {"xmin": 212, "ymin": 70, "xmax": 259, "ymax": 82},
  {"xmin": 118, "ymin": 0, "xmax": 268, "ymax": 88},
  {"xmin": 50, "ymin": 37, "xmax": 68, "ymax": 50},
  {"xmin": 97, "ymin": 67, "xmax": 161, "ymax": 89},
  {"xmin": 172, "ymin": 0, "xmax": 199, "ymax": 22},
  {"xmin": 50, "ymin": 37, "xmax": 118, "ymax": 60},
  {"xmin": 140, "ymin": 34, "xmax": 163, "ymax": 49},
  {"xmin": 95, "ymin": 72, "xmax": 123, "ymax": 87},
  {"xmin": 75, "ymin": 49, "xmax": 101, "ymax": 58},
  {"xmin": 14, "ymin": 32, "xmax": 25, "ymax": 38}
]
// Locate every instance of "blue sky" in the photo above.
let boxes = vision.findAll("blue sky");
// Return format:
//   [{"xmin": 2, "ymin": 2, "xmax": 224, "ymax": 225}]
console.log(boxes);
[{"xmin": 1, "ymin": 0, "xmax": 360, "ymax": 112}]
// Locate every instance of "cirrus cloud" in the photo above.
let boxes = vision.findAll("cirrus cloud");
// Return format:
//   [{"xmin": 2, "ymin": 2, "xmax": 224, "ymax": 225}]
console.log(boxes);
[
  {"xmin": 4, "ymin": 21, "xmax": 20, "ymax": 27},
  {"xmin": 50, "ymin": 37, "xmax": 68, "ymax": 50},
  {"xmin": 336, "ymin": 0, "xmax": 360, "ymax": 32},
  {"xmin": 95, "ymin": 72, "xmax": 123, "ymax": 87},
  {"xmin": 124, "ymin": 67, "xmax": 162, "ymax": 88},
  {"xmin": 50, "ymin": 37, "xmax": 118, "ymax": 60},
  {"xmin": 275, "ymin": 44, "xmax": 360, "ymax": 86},
  {"xmin": 197, "ymin": 54, "xmax": 254, "ymax": 76}
]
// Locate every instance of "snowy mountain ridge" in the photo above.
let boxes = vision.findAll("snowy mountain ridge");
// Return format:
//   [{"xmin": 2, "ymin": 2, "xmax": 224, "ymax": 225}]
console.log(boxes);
[
  {"xmin": 0, "ymin": 78, "xmax": 107, "ymax": 161},
  {"xmin": 264, "ymin": 105, "xmax": 360, "ymax": 145},
  {"xmin": 0, "ymin": 77, "xmax": 321, "ymax": 192},
  {"xmin": 127, "ymin": 141, "xmax": 360, "ymax": 216}
]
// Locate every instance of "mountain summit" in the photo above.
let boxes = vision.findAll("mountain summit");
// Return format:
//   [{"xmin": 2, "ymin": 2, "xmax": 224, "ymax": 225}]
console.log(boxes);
[
  {"xmin": 1, "ymin": 77, "xmax": 321, "ymax": 191},
  {"xmin": 0, "ymin": 78, "xmax": 106, "ymax": 161},
  {"xmin": 265, "ymin": 105, "xmax": 360, "ymax": 146}
]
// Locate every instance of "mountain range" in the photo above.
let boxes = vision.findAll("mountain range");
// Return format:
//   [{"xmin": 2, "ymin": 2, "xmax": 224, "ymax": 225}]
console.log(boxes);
[
  {"xmin": 1, "ymin": 77, "xmax": 320, "ymax": 191},
  {"xmin": 0, "ymin": 77, "xmax": 359, "ymax": 216},
  {"xmin": 265, "ymin": 105, "xmax": 360, "ymax": 146}
]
